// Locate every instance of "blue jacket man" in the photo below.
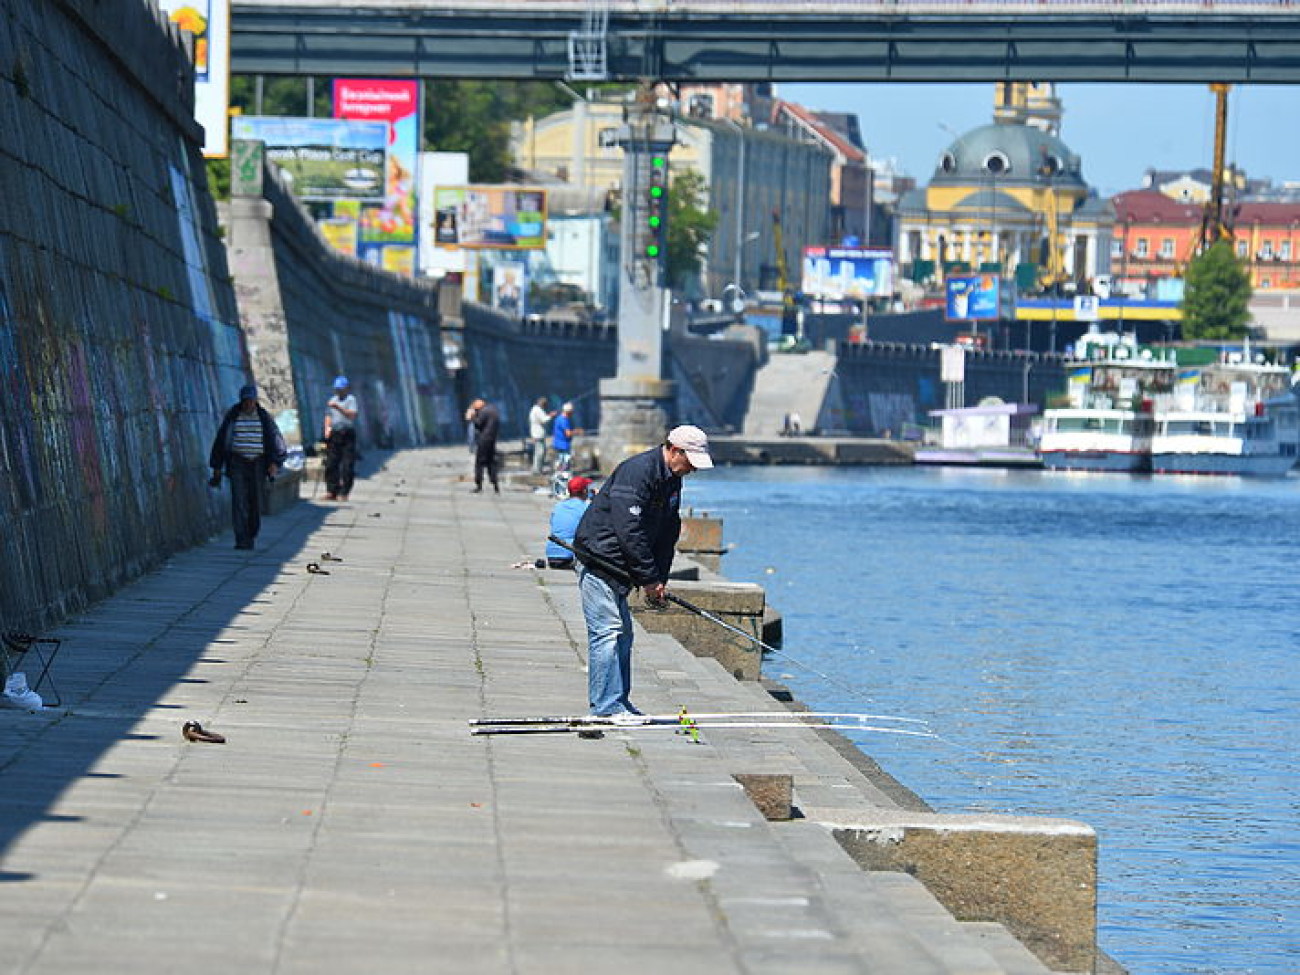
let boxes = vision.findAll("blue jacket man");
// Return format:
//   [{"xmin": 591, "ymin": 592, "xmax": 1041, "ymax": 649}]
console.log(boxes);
[
  {"xmin": 551, "ymin": 402, "xmax": 576, "ymax": 471},
  {"xmin": 544, "ymin": 476, "xmax": 592, "ymax": 568},
  {"xmin": 573, "ymin": 425, "xmax": 713, "ymax": 719}
]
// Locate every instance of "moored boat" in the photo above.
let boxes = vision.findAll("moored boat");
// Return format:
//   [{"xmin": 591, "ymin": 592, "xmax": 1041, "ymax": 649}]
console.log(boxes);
[
  {"xmin": 1150, "ymin": 393, "xmax": 1300, "ymax": 476},
  {"xmin": 1038, "ymin": 406, "xmax": 1155, "ymax": 473}
]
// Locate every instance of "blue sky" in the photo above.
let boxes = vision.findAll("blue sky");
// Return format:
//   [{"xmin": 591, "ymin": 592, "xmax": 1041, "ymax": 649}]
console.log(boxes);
[{"xmin": 778, "ymin": 83, "xmax": 1298, "ymax": 197}]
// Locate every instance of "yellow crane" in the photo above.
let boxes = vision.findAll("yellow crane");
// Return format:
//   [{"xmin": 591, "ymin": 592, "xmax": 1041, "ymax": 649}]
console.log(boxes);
[
  {"xmin": 1198, "ymin": 82, "xmax": 1234, "ymax": 250},
  {"xmin": 771, "ymin": 209, "xmax": 799, "ymax": 336}
]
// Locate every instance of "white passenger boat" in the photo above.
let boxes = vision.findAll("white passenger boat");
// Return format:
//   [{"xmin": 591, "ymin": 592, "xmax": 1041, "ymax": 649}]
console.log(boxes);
[
  {"xmin": 1038, "ymin": 406, "xmax": 1156, "ymax": 473},
  {"xmin": 1150, "ymin": 395, "xmax": 1300, "ymax": 476}
]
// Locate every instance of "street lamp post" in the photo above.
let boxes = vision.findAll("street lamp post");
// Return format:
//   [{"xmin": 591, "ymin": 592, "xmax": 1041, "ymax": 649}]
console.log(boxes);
[
  {"xmin": 723, "ymin": 231, "xmax": 760, "ymax": 314},
  {"xmin": 718, "ymin": 117, "xmax": 748, "ymax": 297}
]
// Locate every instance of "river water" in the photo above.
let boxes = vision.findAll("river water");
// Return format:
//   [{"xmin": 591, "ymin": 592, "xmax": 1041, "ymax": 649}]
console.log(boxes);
[{"xmin": 686, "ymin": 465, "xmax": 1299, "ymax": 975}]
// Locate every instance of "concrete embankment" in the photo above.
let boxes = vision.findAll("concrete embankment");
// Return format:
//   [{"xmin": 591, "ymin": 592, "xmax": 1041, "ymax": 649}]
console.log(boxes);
[
  {"xmin": 708, "ymin": 435, "xmax": 916, "ymax": 466},
  {"xmin": 0, "ymin": 448, "xmax": 1107, "ymax": 973}
]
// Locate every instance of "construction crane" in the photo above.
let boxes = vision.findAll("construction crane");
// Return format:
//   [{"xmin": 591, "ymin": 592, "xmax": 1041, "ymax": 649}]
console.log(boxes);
[
  {"xmin": 1198, "ymin": 82, "xmax": 1235, "ymax": 251},
  {"xmin": 771, "ymin": 209, "xmax": 791, "ymax": 296},
  {"xmin": 770, "ymin": 209, "xmax": 800, "ymax": 336}
]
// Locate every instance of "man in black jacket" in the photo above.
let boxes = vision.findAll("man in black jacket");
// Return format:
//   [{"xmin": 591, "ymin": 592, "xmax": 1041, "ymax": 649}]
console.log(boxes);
[
  {"xmin": 467, "ymin": 397, "xmax": 501, "ymax": 494},
  {"xmin": 573, "ymin": 425, "xmax": 713, "ymax": 719},
  {"xmin": 209, "ymin": 384, "xmax": 288, "ymax": 550}
]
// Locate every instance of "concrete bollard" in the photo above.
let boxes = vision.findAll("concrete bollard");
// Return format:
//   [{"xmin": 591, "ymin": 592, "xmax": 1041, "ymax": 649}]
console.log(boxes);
[
  {"xmin": 632, "ymin": 579, "xmax": 766, "ymax": 680},
  {"xmin": 263, "ymin": 470, "xmax": 302, "ymax": 516},
  {"xmin": 677, "ymin": 513, "xmax": 725, "ymax": 571}
]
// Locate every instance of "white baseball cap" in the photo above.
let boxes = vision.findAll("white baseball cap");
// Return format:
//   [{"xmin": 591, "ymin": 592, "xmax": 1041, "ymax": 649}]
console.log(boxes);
[{"xmin": 667, "ymin": 425, "xmax": 714, "ymax": 470}]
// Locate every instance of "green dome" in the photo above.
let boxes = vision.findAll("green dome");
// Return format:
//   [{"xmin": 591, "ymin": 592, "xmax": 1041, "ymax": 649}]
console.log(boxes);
[{"xmin": 933, "ymin": 122, "xmax": 1085, "ymax": 188}]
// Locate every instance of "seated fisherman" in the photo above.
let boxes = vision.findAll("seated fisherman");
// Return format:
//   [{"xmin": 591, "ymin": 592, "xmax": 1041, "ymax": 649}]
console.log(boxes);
[{"xmin": 542, "ymin": 475, "xmax": 592, "ymax": 569}]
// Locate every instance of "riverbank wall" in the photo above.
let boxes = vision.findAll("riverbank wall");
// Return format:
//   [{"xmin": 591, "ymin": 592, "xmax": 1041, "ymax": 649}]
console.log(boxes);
[
  {"xmin": 829, "ymin": 341, "xmax": 1067, "ymax": 436},
  {"xmin": 0, "ymin": 0, "xmax": 241, "ymax": 631},
  {"xmin": 451, "ymin": 304, "xmax": 763, "ymax": 441},
  {"xmin": 222, "ymin": 162, "xmax": 460, "ymax": 451}
]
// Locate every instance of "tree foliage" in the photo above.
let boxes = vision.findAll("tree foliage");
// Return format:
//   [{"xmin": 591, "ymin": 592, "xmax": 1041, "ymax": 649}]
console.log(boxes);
[
  {"xmin": 1181, "ymin": 239, "xmax": 1252, "ymax": 340},
  {"xmin": 664, "ymin": 169, "xmax": 717, "ymax": 292}
]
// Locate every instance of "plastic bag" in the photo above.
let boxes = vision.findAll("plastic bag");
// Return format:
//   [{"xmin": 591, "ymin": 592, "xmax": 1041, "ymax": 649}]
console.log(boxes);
[{"xmin": 3, "ymin": 672, "xmax": 43, "ymax": 710}]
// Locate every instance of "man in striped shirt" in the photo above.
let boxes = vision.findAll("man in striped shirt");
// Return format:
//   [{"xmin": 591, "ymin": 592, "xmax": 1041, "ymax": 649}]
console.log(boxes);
[{"xmin": 209, "ymin": 384, "xmax": 287, "ymax": 550}]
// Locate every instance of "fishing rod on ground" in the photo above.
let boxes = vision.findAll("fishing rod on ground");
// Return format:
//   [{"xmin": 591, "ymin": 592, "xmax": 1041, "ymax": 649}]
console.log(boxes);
[{"xmin": 547, "ymin": 535, "xmax": 915, "ymax": 719}]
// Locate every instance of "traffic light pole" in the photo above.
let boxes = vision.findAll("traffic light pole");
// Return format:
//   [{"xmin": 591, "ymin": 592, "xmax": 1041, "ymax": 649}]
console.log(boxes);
[{"xmin": 598, "ymin": 84, "xmax": 678, "ymax": 471}]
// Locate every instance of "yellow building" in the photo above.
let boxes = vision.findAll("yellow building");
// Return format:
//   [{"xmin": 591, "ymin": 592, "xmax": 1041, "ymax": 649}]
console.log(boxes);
[{"xmin": 896, "ymin": 83, "xmax": 1114, "ymax": 296}]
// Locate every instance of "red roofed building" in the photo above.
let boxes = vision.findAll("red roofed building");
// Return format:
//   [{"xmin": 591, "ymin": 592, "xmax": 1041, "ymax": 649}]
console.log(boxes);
[{"xmin": 1112, "ymin": 190, "xmax": 1300, "ymax": 293}]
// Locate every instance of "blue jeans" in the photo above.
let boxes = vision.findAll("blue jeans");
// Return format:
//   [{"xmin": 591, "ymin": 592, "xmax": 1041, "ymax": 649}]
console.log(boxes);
[{"xmin": 577, "ymin": 563, "xmax": 635, "ymax": 716}]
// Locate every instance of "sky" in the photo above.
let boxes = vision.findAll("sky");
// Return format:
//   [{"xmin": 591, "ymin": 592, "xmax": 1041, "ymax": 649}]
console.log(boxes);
[{"xmin": 779, "ymin": 82, "xmax": 1299, "ymax": 197}]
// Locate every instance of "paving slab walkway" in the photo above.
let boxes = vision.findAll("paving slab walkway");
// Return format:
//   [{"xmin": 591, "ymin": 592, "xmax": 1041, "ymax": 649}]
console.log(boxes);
[{"xmin": 0, "ymin": 447, "xmax": 1058, "ymax": 974}]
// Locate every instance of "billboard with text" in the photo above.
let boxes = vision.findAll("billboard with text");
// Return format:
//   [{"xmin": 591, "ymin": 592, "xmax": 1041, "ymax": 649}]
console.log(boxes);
[{"xmin": 231, "ymin": 117, "xmax": 388, "ymax": 201}]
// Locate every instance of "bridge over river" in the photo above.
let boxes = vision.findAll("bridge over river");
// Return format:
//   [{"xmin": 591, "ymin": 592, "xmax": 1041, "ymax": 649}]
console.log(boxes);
[{"xmin": 233, "ymin": 0, "xmax": 1300, "ymax": 82}]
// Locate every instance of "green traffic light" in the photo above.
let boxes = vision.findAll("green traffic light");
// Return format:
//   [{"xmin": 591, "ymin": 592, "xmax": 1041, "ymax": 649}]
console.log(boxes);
[
  {"xmin": 648, "ymin": 216, "xmax": 661, "ymax": 228},
  {"xmin": 649, "ymin": 186, "xmax": 664, "ymax": 198},
  {"xmin": 651, "ymin": 156, "xmax": 665, "ymax": 167},
  {"xmin": 646, "ymin": 244, "xmax": 660, "ymax": 257}
]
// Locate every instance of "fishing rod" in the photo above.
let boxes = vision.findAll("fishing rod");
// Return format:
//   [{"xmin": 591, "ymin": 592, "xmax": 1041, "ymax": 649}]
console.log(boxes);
[
  {"xmin": 470, "ymin": 710, "xmax": 930, "ymax": 728},
  {"xmin": 547, "ymin": 535, "xmax": 894, "ymax": 709},
  {"xmin": 469, "ymin": 715, "xmax": 939, "ymax": 738}
]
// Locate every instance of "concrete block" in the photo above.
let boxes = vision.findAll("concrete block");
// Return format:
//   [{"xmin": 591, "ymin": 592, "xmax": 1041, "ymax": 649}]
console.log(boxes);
[
  {"xmin": 831, "ymin": 812, "xmax": 1097, "ymax": 973},
  {"xmin": 264, "ymin": 470, "xmax": 302, "ymax": 516},
  {"xmin": 732, "ymin": 773, "xmax": 793, "ymax": 821},
  {"xmin": 677, "ymin": 514, "xmax": 725, "ymax": 572},
  {"xmin": 633, "ymin": 580, "xmax": 765, "ymax": 680},
  {"xmin": 678, "ymin": 514, "xmax": 723, "ymax": 552}
]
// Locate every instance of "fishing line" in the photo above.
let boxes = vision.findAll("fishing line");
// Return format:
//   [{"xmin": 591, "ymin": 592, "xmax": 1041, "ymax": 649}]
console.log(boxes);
[{"xmin": 549, "ymin": 535, "xmax": 924, "ymax": 721}]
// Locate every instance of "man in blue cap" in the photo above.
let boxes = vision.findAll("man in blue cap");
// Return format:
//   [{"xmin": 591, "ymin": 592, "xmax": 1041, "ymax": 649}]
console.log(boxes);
[
  {"xmin": 323, "ymin": 376, "xmax": 359, "ymax": 501},
  {"xmin": 209, "ymin": 384, "xmax": 287, "ymax": 550}
]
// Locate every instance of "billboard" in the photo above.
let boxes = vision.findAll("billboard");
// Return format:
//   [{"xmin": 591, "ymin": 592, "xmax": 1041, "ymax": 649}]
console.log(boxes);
[
  {"xmin": 945, "ymin": 273, "xmax": 1002, "ymax": 321},
  {"xmin": 802, "ymin": 247, "xmax": 894, "ymax": 299},
  {"xmin": 157, "ymin": 0, "xmax": 231, "ymax": 157},
  {"xmin": 431, "ymin": 186, "xmax": 548, "ymax": 250},
  {"xmin": 230, "ymin": 117, "xmax": 388, "ymax": 201},
  {"xmin": 418, "ymin": 152, "xmax": 470, "ymax": 276},
  {"xmin": 333, "ymin": 80, "xmax": 420, "ymax": 270},
  {"xmin": 493, "ymin": 261, "xmax": 527, "ymax": 317}
]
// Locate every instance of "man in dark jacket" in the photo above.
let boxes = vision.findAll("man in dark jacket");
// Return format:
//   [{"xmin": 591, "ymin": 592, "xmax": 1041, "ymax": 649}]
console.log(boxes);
[
  {"xmin": 573, "ymin": 425, "xmax": 713, "ymax": 719},
  {"xmin": 209, "ymin": 384, "xmax": 288, "ymax": 550},
  {"xmin": 467, "ymin": 397, "xmax": 501, "ymax": 493}
]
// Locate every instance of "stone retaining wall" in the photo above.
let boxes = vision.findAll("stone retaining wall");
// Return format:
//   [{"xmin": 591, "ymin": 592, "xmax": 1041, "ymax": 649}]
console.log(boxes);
[
  {"xmin": 0, "ymin": 0, "xmax": 242, "ymax": 629},
  {"xmin": 223, "ymin": 163, "xmax": 459, "ymax": 451},
  {"xmin": 460, "ymin": 304, "xmax": 616, "ymax": 439},
  {"xmin": 832, "ymin": 341, "xmax": 1067, "ymax": 435}
]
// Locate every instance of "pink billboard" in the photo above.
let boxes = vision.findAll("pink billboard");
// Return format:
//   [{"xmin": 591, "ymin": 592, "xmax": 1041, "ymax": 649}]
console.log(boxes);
[{"xmin": 332, "ymin": 79, "xmax": 419, "ymax": 272}]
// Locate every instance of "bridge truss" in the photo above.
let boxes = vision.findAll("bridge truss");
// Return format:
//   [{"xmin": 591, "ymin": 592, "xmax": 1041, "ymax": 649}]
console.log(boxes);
[{"xmin": 232, "ymin": 1, "xmax": 1300, "ymax": 82}]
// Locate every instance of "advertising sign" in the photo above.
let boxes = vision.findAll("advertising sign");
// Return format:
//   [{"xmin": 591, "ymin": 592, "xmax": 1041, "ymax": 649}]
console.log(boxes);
[
  {"xmin": 945, "ymin": 274, "xmax": 1001, "ymax": 321},
  {"xmin": 802, "ymin": 247, "xmax": 894, "ymax": 299},
  {"xmin": 1073, "ymin": 294, "xmax": 1100, "ymax": 321},
  {"xmin": 493, "ymin": 261, "xmax": 527, "ymax": 317},
  {"xmin": 230, "ymin": 117, "xmax": 388, "ymax": 201},
  {"xmin": 158, "ymin": 0, "xmax": 231, "ymax": 157},
  {"xmin": 333, "ymin": 80, "xmax": 420, "ymax": 272},
  {"xmin": 418, "ymin": 152, "xmax": 470, "ymax": 276},
  {"xmin": 431, "ymin": 186, "xmax": 548, "ymax": 250}
]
